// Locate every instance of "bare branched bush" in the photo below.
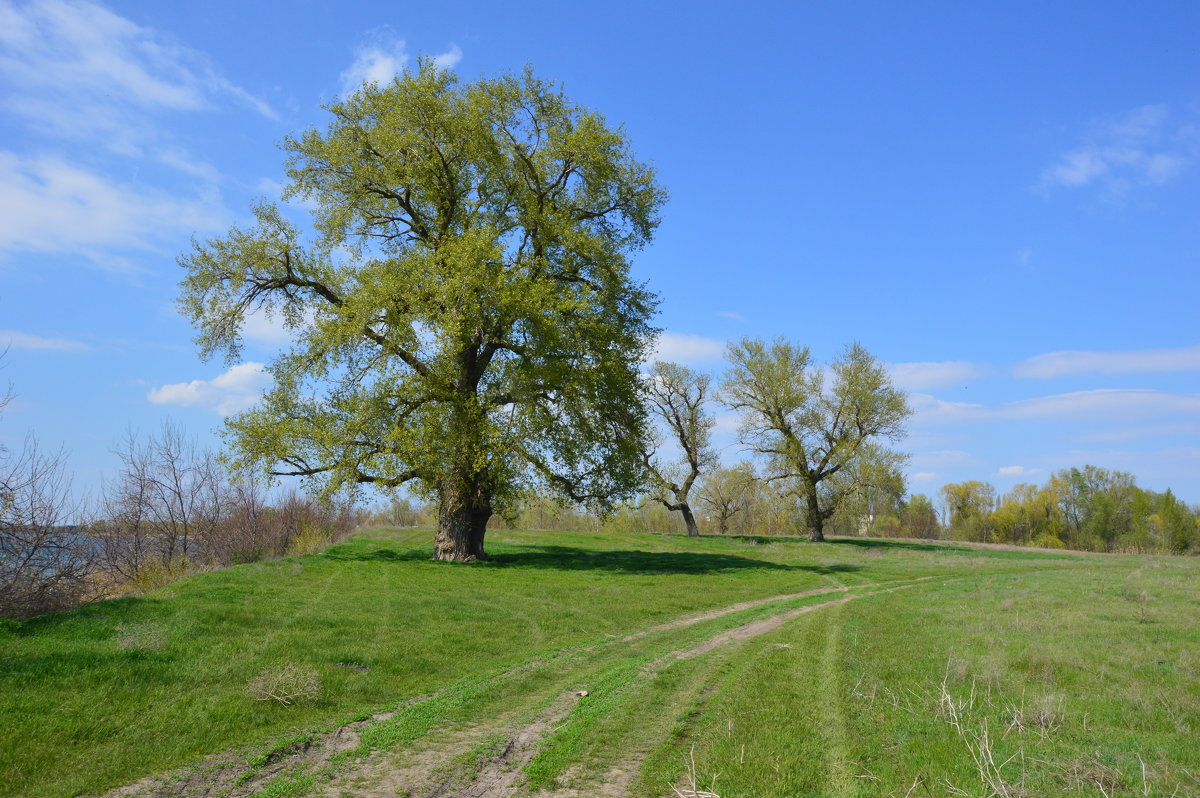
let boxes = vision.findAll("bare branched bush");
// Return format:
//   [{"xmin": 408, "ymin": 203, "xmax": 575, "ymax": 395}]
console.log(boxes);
[
  {"xmin": 247, "ymin": 662, "xmax": 322, "ymax": 706},
  {"xmin": 1, "ymin": 373, "xmax": 94, "ymax": 616},
  {"xmin": 95, "ymin": 421, "xmax": 360, "ymax": 594},
  {"xmin": 3, "ymin": 359, "xmax": 362, "ymax": 613},
  {"xmin": 98, "ymin": 422, "xmax": 223, "ymax": 583},
  {"xmin": 205, "ymin": 476, "xmax": 268, "ymax": 564}
]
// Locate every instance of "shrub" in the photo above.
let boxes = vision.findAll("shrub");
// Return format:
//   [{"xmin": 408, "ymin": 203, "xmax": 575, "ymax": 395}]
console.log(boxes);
[
  {"xmin": 286, "ymin": 521, "xmax": 334, "ymax": 557},
  {"xmin": 124, "ymin": 556, "xmax": 199, "ymax": 594}
]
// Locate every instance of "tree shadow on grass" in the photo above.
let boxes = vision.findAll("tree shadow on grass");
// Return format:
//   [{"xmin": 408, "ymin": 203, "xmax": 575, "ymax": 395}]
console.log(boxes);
[
  {"xmin": 824, "ymin": 536, "xmax": 1078, "ymax": 559},
  {"xmin": 721, "ymin": 533, "xmax": 1028, "ymax": 556},
  {"xmin": 718, "ymin": 534, "xmax": 951, "ymax": 551},
  {"xmin": 322, "ymin": 540, "xmax": 867, "ymax": 575},
  {"xmin": 484, "ymin": 545, "xmax": 860, "ymax": 576},
  {"xmin": 322, "ymin": 546, "xmax": 430, "ymax": 563},
  {"xmin": 825, "ymin": 537, "xmax": 962, "ymax": 554},
  {"xmin": 325, "ymin": 541, "xmax": 861, "ymax": 576}
]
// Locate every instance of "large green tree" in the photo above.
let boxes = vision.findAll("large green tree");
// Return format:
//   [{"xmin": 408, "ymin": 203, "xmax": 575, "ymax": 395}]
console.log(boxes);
[
  {"xmin": 721, "ymin": 339, "xmax": 911, "ymax": 541},
  {"xmin": 179, "ymin": 63, "xmax": 666, "ymax": 561}
]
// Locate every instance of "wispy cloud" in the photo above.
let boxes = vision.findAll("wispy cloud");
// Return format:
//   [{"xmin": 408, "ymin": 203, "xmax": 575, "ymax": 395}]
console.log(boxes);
[
  {"xmin": 650, "ymin": 332, "xmax": 726, "ymax": 365},
  {"xmin": 911, "ymin": 388, "xmax": 1200, "ymax": 425},
  {"xmin": 340, "ymin": 29, "xmax": 462, "ymax": 95},
  {"xmin": 888, "ymin": 360, "xmax": 991, "ymax": 391},
  {"xmin": 0, "ymin": 329, "xmax": 88, "ymax": 352},
  {"xmin": 0, "ymin": 151, "xmax": 225, "ymax": 267},
  {"xmin": 715, "ymin": 311, "xmax": 743, "ymax": 321},
  {"xmin": 1014, "ymin": 343, "xmax": 1200, "ymax": 379},
  {"xmin": 1074, "ymin": 422, "xmax": 1200, "ymax": 444},
  {"xmin": 148, "ymin": 362, "xmax": 272, "ymax": 416},
  {"xmin": 1039, "ymin": 104, "xmax": 1195, "ymax": 195},
  {"xmin": 0, "ymin": 0, "xmax": 274, "ymax": 153}
]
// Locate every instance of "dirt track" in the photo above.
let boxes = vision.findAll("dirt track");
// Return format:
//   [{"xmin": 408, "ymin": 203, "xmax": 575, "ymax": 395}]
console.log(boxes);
[{"xmin": 107, "ymin": 577, "xmax": 941, "ymax": 798}]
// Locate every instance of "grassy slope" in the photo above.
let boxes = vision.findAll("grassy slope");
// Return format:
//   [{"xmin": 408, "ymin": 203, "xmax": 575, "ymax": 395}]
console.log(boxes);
[
  {"xmin": 0, "ymin": 528, "xmax": 1192, "ymax": 797},
  {"xmin": 637, "ymin": 560, "xmax": 1200, "ymax": 797}
]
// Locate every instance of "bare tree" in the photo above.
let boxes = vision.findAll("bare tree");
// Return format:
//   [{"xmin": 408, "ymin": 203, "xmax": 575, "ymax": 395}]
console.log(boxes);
[{"xmin": 643, "ymin": 361, "xmax": 717, "ymax": 537}]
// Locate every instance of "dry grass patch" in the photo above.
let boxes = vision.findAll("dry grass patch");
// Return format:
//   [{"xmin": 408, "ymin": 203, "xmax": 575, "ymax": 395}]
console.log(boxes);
[{"xmin": 247, "ymin": 662, "xmax": 322, "ymax": 706}]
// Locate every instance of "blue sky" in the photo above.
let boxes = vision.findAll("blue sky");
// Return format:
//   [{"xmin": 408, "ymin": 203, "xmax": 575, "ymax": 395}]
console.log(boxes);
[{"xmin": 1, "ymin": 0, "xmax": 1197, "ymax": 504}]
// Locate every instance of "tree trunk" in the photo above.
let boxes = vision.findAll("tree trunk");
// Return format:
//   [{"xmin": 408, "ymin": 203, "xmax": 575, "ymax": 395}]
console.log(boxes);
[
  {"xmin": 804, "ymin": 490, "xmax": 825, "ymax": 542},
  {"xmin": 681, "ymin": 503, "xmax": 700, "ymax": 538},
  {"xmin": 807, "ymin": 520, "xmax": 825, "ymax": 542},
  {"xmin": 434, "ymin": 477, "xmax": 492, "ymax": 562}
]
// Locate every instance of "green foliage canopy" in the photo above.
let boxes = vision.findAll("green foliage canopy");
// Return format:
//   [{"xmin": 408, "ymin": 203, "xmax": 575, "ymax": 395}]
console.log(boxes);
[
  {"xmin": 722, "ymin": 339, "xmax": 912, "ymax": 540},
  {"xmin": 178, "ymin": 63, "xmax": 667, "ymax": 558}
]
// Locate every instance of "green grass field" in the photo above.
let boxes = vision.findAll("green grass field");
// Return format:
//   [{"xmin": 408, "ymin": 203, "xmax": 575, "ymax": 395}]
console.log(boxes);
[{"xmin": 1, "ymin": 528, "xmax": 1196, "ymax": 797}]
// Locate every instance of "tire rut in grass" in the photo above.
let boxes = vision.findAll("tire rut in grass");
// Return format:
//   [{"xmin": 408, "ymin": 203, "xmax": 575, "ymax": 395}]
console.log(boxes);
[
  {"xmin": 317, "ymin": 691, "xmax": 581, "ymax": 798},
  {"xmin": 668, "ymin": 584, "xmax": 916, "ymax": 663},
  {"xmin": 106, "ymin": 577, "xmax": 949, "ymax": 798},
  {"xmin": 618, "ymin": 575, "xmax": 939, "ymax": 646},
  {"xmin": 523, "ymin": 582, "xmax": 935, "ymax": 796}
]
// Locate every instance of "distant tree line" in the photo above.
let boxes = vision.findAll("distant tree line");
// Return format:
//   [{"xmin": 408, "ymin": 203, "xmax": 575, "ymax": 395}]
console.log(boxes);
[
  {"xmin": 370, "ymin": 463, "xmax": 1198, "ymax": 556},
  {"xmin": 924, "ymin": 467, "xmax": 1198, "ymax": 553}
]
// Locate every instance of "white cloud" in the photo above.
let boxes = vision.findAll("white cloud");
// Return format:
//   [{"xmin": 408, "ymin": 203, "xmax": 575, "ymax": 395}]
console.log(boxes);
[
  {"xmin": 433, "ymin": 43, "xmax": 462, "ymax": 69},
  {"xmin": 911, "ymin": 388, "xmax": 1200, "ymax": 426},
  {"xmin": 910, "ymin": 472, "xmax": 939, "ymax": 482},
  {"xmin": 0, "ymin": 0, "xmax": 274, "ymax": 149},
  {"xmin": 148, "ymin": 362, "xmax": 272, "ymax": 416},
  {"xmin": 650, "ymin": 332, "xmax": 726, "ymax": 365},
  {"xmin": 715, "ymin": 311, "xmax": 743, "ymax": 321},
  {"xmin": 341, "ymin": 34, "xmax": 408, "ymax": 94},
  {"xmin": 240, "ymin": 307, "xmax": 293, "ymax": 345},
  {"xmin": 341, "ymin": 31, "xmax": 463, "ymax": 95},
  {"xmin": 0, "ymin": 151, "xmax": 225, "ymax": 266},
  {"xmin": 239, "ymin": 306, "xmax": 317, "ymax": 346},
  {"xmin": 888, "ymin": 360, "xmax": 991, "ymax": 391},
  {"xmin": 1039, "ymin": 104, "xmax": 1195, "ymax": 194},
  {"xmin": 0, "ymin": 329, "xmax": 87, "ymax": 352},
  {"xmin": 1014, "ymin": 344, "xmax": 1200, "ymax": 379},
  {"xmin": 997, "ymin": 465, "xmax": 1041, "ymax": 477}
]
